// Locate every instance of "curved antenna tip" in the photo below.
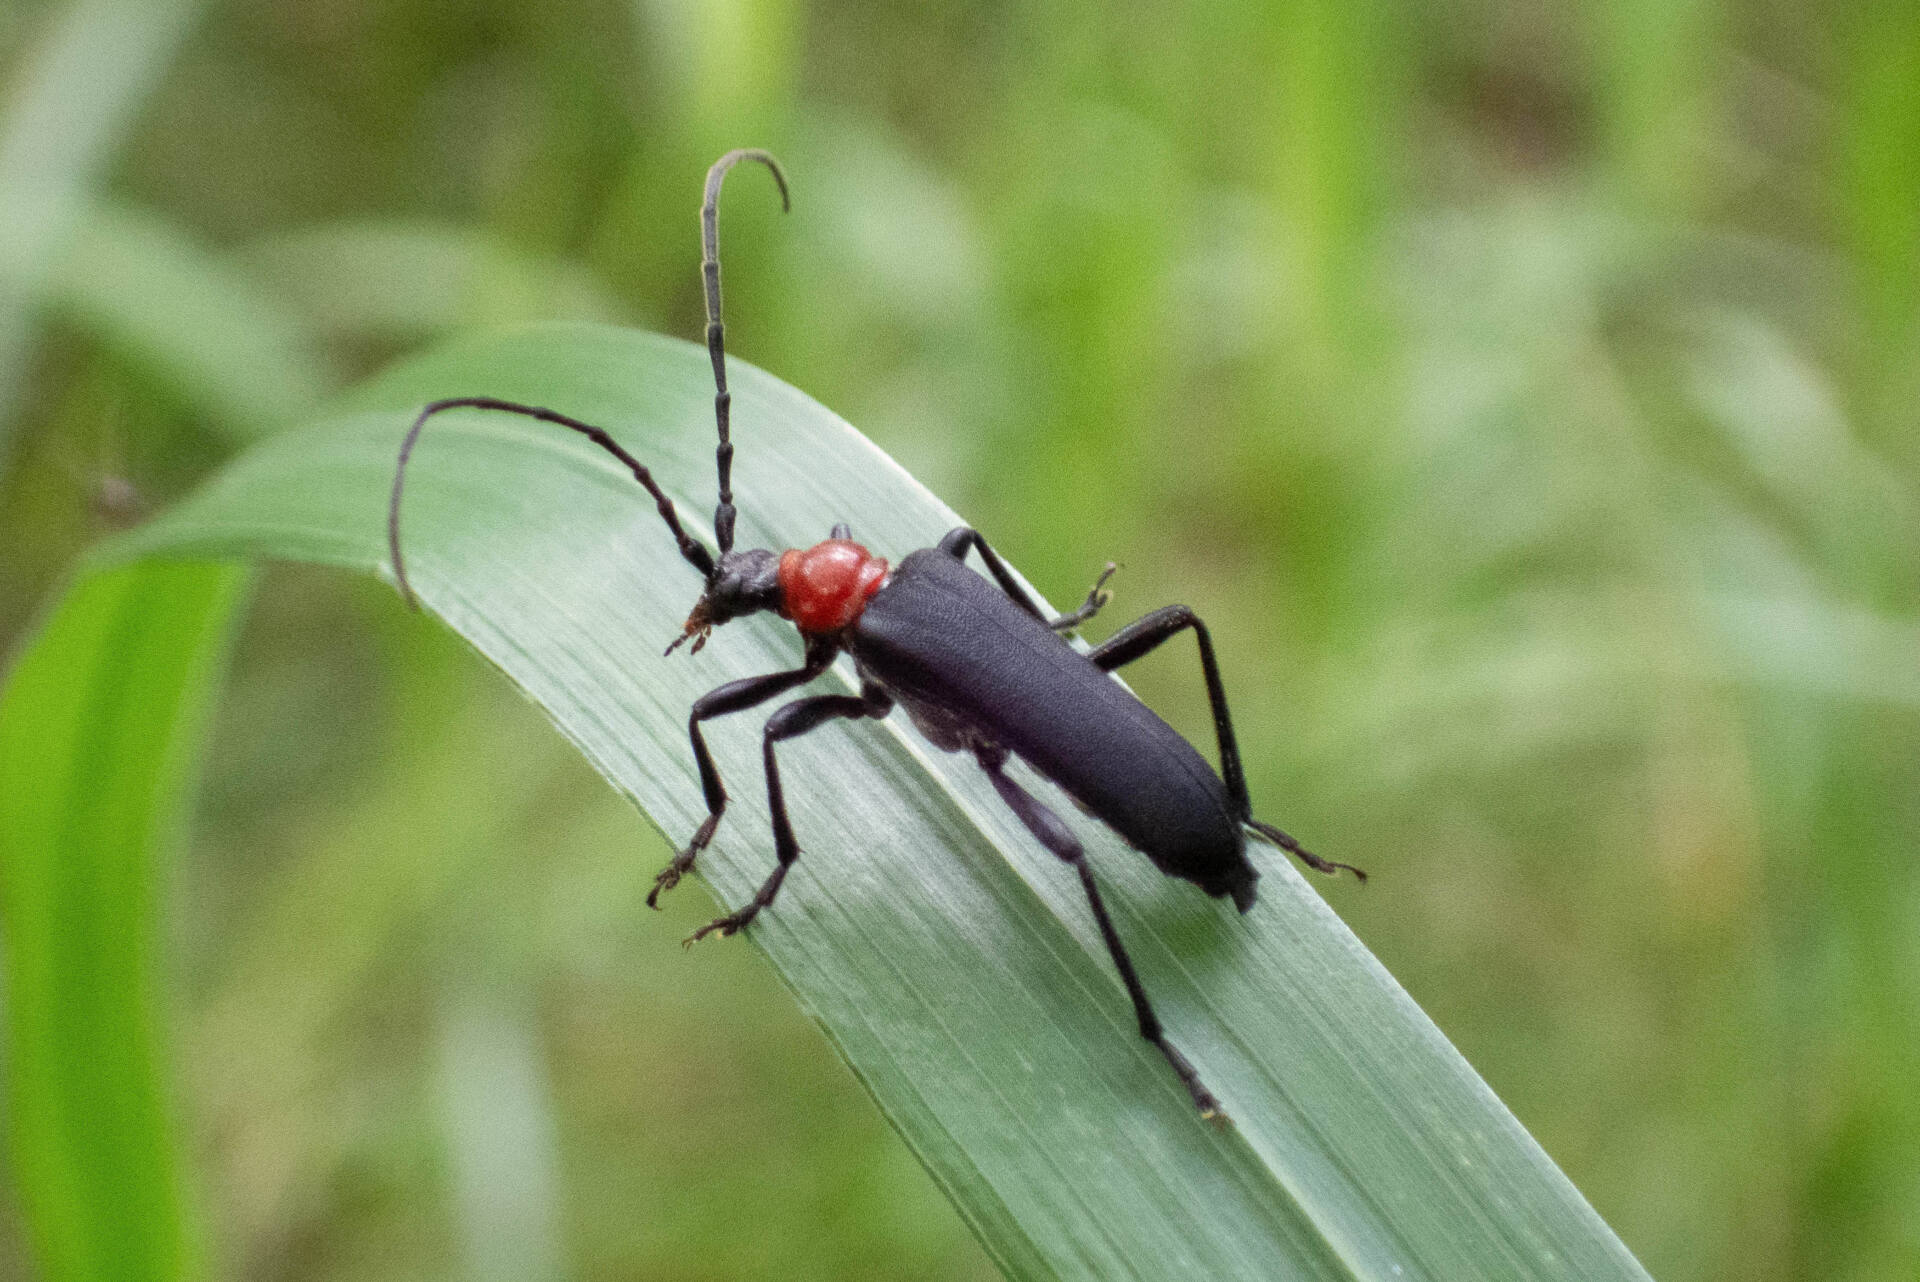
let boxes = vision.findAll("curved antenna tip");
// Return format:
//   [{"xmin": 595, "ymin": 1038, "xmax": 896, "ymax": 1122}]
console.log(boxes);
[
  {"xmin": 700, "ymin": 149, "xmax": 789, "ymax": 556},
  {"xmin": 707, "ymin": 148, "xmax": 789, "ymax": 213}
]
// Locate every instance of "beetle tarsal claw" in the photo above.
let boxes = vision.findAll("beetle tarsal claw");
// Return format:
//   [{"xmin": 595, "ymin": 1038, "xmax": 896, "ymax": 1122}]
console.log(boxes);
[
  {"xmin": 646, "ymin": 869, "xmax": 680, "ymax": 909},
  {"xmin": 684, "ymin": 916, "xmax": 740, "ymax": 947}
]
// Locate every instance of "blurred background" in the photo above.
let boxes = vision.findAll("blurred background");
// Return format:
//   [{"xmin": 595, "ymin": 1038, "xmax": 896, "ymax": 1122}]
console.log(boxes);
[{"xmin": 2, "ymin": 0, "xmax": 1918, "ymax": 1278}]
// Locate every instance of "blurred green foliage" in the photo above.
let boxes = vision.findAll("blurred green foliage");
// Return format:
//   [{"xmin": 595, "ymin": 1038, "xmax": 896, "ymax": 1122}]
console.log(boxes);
[{"xmin": 0, "ymin": 1, "xmax": 1915, "ymax": 1280}]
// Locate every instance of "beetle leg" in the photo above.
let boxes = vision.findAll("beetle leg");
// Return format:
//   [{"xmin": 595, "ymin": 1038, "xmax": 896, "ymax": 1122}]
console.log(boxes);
[
  {"xmin": 1087, "ymin": 607, "xmax": 1364, "ymax": 881},
  {"xmin": 687, "ymin": 683, "xmax": 893, "ymax": 943},
  {"xmin": 978, "ymin": 752, "xmax": 1224, "ymax": 1118},
  {"xmin": 938, "ymin": 527, "xmax": 1117, "ymax": 632},
  {"xmin": 938, "ymin": 526, "xmax": 1047, "ymax": 620},
  {"xmin": 647, "ymin": 647, "xmax": 835, "ymax": 908},
  {"xmin": 1244, "ymin": 818, "xmax": 1361, "ymax": 880}
]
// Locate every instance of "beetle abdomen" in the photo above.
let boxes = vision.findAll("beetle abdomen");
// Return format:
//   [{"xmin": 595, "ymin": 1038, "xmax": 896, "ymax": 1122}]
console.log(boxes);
[{"xmin": 852, "ymin": 549, "xmax": 1257, "ymax": 909}]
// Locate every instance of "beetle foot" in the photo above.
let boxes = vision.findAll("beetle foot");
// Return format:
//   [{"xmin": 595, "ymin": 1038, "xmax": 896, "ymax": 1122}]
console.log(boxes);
[
  {"xmin": 1303, "ymin": 852, "xmax": 1367, "ymax": 882},
  {"xmin": 1082, "ymin": 562, "xmax": 1119, "ymax": 616},
  {"xmin": 1157, "ymin": 1038, "xmax": 1227, "ymax": 1120},
  {"xmin": 681, "ymin": 864, "xmax": 786, "ymax": 945},
  {"xmin": 646, "ymin": 854, "xmax": 696, "ymax": 908},
  {"xmin": 684, "ymin": 905, "xmax": 757, "ymax": 946},
  {"xmin": 649, "ymin": 817, "xmax": 723, "ymax": 908},
  {"xmin": 1247, "ymin": 819, "xmax": 1366, "ymax": 882},
  {"xmin": 1048, "ymin": 562, "xmax": 1122, "ymax": 633}
]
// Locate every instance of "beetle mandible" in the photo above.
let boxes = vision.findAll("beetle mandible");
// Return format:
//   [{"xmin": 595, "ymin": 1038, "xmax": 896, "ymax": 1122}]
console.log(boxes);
[{"xmin": 388, "ymin": 149, "xmax": 1363, "ymax": 1117}]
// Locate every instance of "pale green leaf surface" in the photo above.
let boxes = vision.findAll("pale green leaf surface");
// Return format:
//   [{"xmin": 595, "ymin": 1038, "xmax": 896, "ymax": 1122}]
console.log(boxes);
[
  {"xmin": 105, "ymin": 322, "xmax": 1650, "ymax": 1282},
  {"xmin": 1, "ymin": 559, "xmax": 248, "ymax": 1281}
]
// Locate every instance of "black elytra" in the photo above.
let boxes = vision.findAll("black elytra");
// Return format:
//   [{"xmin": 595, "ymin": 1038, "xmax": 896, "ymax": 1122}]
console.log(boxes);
[{"xmin": 388, "ymin": 149, "xmax": 1364, "ymax": 1119}]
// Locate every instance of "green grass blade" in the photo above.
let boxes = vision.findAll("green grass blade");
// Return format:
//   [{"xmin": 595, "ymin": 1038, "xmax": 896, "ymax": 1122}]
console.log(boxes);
[
  {"xmin": 0, "ymin": 559, "xmax": 249, "ymax": 1281},
  {"xmin": 0, "ymin": 0, "xmax": 209, "ymax": 471},
  {"xmin": 102, "ymin": 322, "xmax": 1650, "ymax": 1281},
  {"xmin": 242, "ymin": 219, "xmax": 622, "ymax": 344},
  {"xmin": 46, "ymin": 204, "xmax": 337, "ymax": 438}
]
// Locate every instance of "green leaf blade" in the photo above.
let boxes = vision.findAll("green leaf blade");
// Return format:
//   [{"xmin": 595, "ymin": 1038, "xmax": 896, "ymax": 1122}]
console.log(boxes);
[
  {"xmin": 103, "ymin": 322, "xmax": 1649, "ymax": 1281},
  {"xmin": 1, "ymin": 559, "xmax": 248, "ymax": 1281}
]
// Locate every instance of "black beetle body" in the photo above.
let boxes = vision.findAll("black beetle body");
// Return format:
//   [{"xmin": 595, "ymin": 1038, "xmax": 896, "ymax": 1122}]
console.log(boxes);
[
  {"xmin": 388, "ymin": 150, "xmax": 1361, "ymax": 1117},
  {"xmin": 851, "ymin": 547, "xmax": 1258, "ymax": 911}
]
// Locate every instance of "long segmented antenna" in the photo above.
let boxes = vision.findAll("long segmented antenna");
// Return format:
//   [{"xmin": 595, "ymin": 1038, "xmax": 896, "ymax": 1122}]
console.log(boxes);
[
  {"xmin": 388, "ymin": 396, "xmax": 717, "ymax": 610},
  {"xmin": 702, "ymin": 148, "xmax": 789, "ymax": 555}
]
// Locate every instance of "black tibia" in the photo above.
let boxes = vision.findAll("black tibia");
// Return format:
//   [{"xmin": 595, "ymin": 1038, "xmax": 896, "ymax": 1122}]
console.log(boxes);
[
  {"xmin": 700, "ymin": 149, "xmax": 789, "ymax": 555},
  {"xmin": 978, "ymin": 748, "xmax": 1224, "ymax": 1117},
  {"xmin": 1088, "ymin": 606, "xmax": 1365, "ymax": 881},
  {"xmin": 936, "ymin": 527, "xmax": 1117, "ymax": 632},
  {"xmin": 647, "ymin": 640, "xmax": 834, "ymax": 908},
  {"xmin": 389, "ymin": 397, "xmax": 715, "ymax": 609},
  {"xmin": 688, "ymin": 682, "xmax": 893, "ymax": 944}
]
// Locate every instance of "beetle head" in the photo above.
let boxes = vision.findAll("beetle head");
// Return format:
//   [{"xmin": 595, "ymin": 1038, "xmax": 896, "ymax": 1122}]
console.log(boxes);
[{"xmin": 668, "ymin": 548, "xmax": 782, "ymax": 655}]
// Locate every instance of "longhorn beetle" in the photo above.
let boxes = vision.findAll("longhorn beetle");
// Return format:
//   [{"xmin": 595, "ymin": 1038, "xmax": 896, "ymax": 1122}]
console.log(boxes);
[{"xmin": 388, "ymin": 149, "xmax": 1363, "ymax": 1117}]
